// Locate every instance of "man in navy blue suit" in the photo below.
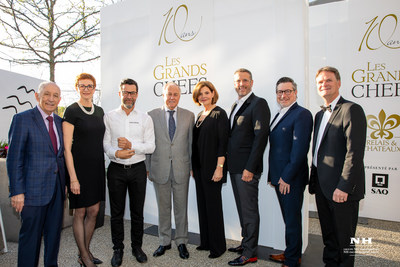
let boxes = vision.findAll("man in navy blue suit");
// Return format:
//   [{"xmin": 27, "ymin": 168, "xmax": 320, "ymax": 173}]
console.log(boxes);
[
  {"xmin": 7, "ymin": 81, "xmax": 66, "ymax": 267},
  {"xmin": 268, "ymin": 77, "xmax": 313, "ymax": 267}
]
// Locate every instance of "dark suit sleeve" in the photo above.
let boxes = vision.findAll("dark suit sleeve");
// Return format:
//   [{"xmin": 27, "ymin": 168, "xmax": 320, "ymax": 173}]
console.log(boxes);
[
  {"xmin": 337, "ymin": 103, "xmax": 367, "ymax": 193},
  {"xmin": 7, "ymin": 114, "xmax": 27, "ymax": 197},
  {"xmin": 245, "ymin": 98, "xmax": 270, "ymax": 173},
  {"xmin": 216, "ymin": 109, "xmax": 229, "ymax": 157},
  {"xmin": 281, "ymin": 109, "xmax": 313, "ymax": 184}
]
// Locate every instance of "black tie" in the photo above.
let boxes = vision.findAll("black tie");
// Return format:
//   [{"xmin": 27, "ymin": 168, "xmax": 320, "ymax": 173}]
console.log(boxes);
[{"xmin": 320, "ymin": 105, "xmax": 332, "ymax": 112}]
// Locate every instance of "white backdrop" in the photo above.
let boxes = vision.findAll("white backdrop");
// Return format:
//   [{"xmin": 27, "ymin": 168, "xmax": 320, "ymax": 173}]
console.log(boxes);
[
  {"xmin": 308, "ymin": 0, "xmax": 400, "ymax": 222},
  {"xmin": 101, "ymin": 0, "xmax": 309, "ymax": 250},
  {"xmin": 0, "ymin": 69, "xmax": 42, "ymax": 142}
]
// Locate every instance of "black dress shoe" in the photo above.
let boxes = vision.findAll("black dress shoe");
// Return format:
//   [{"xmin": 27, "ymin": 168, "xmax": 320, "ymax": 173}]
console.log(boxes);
[
  {"xmin": 177, "ymin": 244, "xmax": 189, "ymax": 259},
  {"xmin": 132, "ymin": 247, "xmax": 147, "ymax": 263},
  {"xmin": 228, "ymin": 245, "xmax": 244, "ymax": 254},
  {"xmin": 89, "ymin": 252, "xmax": 103, "ymax": 264},
  {"xmin": 208, "ymin": 252, "xmax": 224, "ymax": 258},
  {"xmin": 196, "ymin": 245, "xmax": 210, "ymax": 251},
  {"xmin": 228, "ymin": 255, "xmax": 257, "ymax": 266},
  {"xmin": 153, "ymin": 244, "xmax": 172, "ymax": 257},
  {"xmin": 111, "ymin": 249, "xmax": 123, "ymax": 267}
]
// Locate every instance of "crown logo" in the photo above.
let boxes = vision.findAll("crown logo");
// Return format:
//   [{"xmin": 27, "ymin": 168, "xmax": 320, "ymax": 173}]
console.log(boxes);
[{"xmin": 367, "ymin": 110, "xmax": 400, "ymax": 139}]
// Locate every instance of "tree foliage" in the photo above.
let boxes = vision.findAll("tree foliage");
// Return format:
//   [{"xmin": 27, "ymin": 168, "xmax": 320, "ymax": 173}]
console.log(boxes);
[{"xmin": 0, "ymin": 0, "xmax": 115, "ymax": 81}]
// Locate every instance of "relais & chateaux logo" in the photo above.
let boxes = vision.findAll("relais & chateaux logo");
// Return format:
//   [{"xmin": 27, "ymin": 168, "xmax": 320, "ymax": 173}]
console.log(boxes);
[{"xmin": 366, "ymin": 109, "xmax": 400, "ymax": 152}]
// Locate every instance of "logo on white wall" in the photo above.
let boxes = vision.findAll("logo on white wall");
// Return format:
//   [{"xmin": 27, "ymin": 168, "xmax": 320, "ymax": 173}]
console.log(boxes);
[
  {"xmin": 158, "ymin": 4, "xmax": 203, "ymax": 46},
  {"xmin": 358, "ymin": 14, "xmax": 400, "ymax": 51},
  {"xmin": 371, "ymin": 173, "xmax": 389, "ymax": 195}
]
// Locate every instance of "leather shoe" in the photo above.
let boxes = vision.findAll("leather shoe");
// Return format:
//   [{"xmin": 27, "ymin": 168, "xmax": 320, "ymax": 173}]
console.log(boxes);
[
  {"xmin": 228, "ymin": 255, "xmax": 257, "ymax": 266},
  {"xmin": 132, "ymin": 247, "xmax": 147, "ymax": 263},
  {"xmin": 208, "ymin": 252, "xmax": 224, "ymax": 258},
  {"xmin": 177, "ymin": 244, "xmax": 189, "ymax": 259},
  {"xmin": 111, "ymin": 249, "xmax": 123, "ymax": 267},
  {"xmin": 153, "ymin": 244, "xmax": 171, "ymax": 257},
  {"xmin": 228, "ymin": 245, "xmax": 244, "ymax": 254},
  {"xmin": 269, "ymin": 253, "xmax": 301, "ymax": 265}
]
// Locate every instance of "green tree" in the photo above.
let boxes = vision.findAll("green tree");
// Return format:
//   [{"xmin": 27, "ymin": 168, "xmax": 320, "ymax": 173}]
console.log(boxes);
[{"xmin": 0, "ymin": 0, "xmax": 116, "ymax": 81}]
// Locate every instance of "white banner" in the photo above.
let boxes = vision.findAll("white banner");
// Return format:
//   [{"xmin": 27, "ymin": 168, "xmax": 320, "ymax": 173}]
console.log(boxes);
[
  {"xmin": 0, "ymin": 70, "xmax": 42, "ymax": 142},
  {"xmin": 309, "ymin": 0, "xmax": 400, "ymax": 222},
  {"xmin": 101, "ymin": 0, "xmax": 309, "ymax": 249}
]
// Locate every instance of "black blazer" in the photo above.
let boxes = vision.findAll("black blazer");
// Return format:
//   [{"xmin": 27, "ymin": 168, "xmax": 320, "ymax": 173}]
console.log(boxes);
[
  {"xmin": 227, "ymin": 93, "xmax": 270, "ymax": 175},
  {"xmin": 310, "ymin": 97, "xmax": 367, "ymax": 201}
]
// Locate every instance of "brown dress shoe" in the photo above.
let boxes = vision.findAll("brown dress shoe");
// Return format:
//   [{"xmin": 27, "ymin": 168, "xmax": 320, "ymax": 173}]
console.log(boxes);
[
  {"xmin": 270, "ymin": 253, "xmax": 301, "ymax": 265},
  {"xmin": 269, "ymin": 253, "xmax": 285, "ymax": 263}
]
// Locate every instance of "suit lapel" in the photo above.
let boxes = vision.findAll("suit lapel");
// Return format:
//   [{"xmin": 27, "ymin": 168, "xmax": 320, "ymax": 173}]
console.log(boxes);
[
  {"xmin": 319, "ymin": 97, "xmax": 344, "ymax": 146},
  {"xmin": 312, "ymin": 111, "xmax": 323, "ymax": 153},
  {"xmin": 32, "ymin": 107, "xmax": 55, "ymax": 153},
  {"xmin": 159, "ymin": 106, "xmax": 170, "ymax": 141},
  {"xmin": 271, "ymin": 103, "xmax": 298, "ymax": 132},
  {"xmin": 55, "ymin": 115, "xmax": 63, "ymax": 155},
  {"xmin": 231, "ymin": 93, "xmax": 253, "ymax": 131}
]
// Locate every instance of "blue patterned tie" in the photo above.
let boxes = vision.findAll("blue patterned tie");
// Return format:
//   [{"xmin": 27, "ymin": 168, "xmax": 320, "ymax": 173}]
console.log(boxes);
[{"xmin": 168, "ymin": 110, "xmax": 176, "ymax": 141}]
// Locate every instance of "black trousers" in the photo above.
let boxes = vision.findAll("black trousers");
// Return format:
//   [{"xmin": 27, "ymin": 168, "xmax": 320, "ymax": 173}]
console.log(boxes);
[
  {"xmin": 230, "ymin": 173, "xmax": 260, "ymax": 258},
  {"xmin": 315, "ymin": 174, "xmax": 359, "ymax": 267},
  {"xmin": 195, "ymin": 175, "xmax": 226, "ymax": 256},
  {"xmin": 107, "ymin": 161, "xmax": 147, "ymax": 250}
]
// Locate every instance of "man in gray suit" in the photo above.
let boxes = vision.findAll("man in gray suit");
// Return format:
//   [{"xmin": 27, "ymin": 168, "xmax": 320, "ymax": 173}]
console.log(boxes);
[{"xmin": 147, "ymin": 82, "xmax": 195, "ymax": 260}]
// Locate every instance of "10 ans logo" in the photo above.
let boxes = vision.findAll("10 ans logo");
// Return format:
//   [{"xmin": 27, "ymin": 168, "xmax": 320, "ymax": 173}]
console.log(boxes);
[{"xmin": 371, "ymin": 173, "xmax": 389, "ymax": 195}]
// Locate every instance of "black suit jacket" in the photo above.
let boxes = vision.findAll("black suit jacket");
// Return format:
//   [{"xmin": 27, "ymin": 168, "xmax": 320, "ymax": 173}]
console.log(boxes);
[
  {"xmin": 310, "ymin": 97, "xmax": 367, "ymax": 201},
  {"xmin": 227, "ymin": 93, "xmax": 270, "ymax": 175}
]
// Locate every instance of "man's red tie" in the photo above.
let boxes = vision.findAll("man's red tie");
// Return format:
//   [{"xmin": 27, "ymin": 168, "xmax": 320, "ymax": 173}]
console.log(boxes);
[{"xmin": 46, "ymin": 116, "xmax": 58, "ymax": 154}]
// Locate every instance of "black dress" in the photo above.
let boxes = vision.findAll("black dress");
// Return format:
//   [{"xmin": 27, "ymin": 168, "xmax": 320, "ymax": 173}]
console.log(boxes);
[
  {"xmin": 192, "ymin": 105, "xmax": 229, "ymax": 256},
  {"xmin": 64, "ymin": 102, "xmax": 106, "ymax": 209}
]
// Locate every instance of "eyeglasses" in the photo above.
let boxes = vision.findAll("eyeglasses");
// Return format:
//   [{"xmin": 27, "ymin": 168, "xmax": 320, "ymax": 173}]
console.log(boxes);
[
  {"xmin": 78, "ymin": 84, "xmax": 94, "ymax": 90},
  {"xmin": 276, "ymin": 89, "xmax": 294, "ymax": 96},
  {"xmin": 121, "ymin": 90, "xmax": 138, "ymax": 96}
]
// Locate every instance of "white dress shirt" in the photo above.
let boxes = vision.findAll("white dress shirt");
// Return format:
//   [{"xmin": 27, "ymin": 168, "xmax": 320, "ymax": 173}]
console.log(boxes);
[
  {"xmin": 312, "ymin": 95, "xmax": 341, "ymax": 167},
  {"xmin": 270, "ymin": 101, "xmax": 296, "ymax": 131},
  {"xmin": 37, "ymin": 105, "xmax": 60, "ymax": 150},
  {"xmin": 230, "ymin": 92, "xmax": 252, "ymax": 127},
  {"xmin": 104, "ymin": 106, "xmax": 155, "ymax": 164},
  {"xmin": 164, "ymin": 105, "xmax": 178, "ymax": 130}
]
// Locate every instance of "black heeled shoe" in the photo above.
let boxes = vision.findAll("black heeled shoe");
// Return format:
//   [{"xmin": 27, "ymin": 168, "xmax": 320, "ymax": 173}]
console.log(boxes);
[
  {"xmin": 78, "ymin": 256, "xmax": 97, "ymax": 267},
  {"xmin": 89, "ymin": 252, "xmax": 103, "ymax": 264}
]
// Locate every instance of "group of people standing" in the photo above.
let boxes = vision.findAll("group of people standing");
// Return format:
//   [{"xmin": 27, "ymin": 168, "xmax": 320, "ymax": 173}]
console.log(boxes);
[{"xmin": 7, "ymin": 66, "xmax": 367, "ymax": 267}]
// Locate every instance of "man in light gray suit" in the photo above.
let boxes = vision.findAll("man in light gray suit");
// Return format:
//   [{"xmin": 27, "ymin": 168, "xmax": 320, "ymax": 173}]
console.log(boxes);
[{"xmin": 147, "ymin": 82, "xmax": 195, "ymax": 260}]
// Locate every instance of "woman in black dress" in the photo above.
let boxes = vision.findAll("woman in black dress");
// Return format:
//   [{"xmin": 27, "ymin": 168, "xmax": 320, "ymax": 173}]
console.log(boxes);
[
  {"xmin": 192, "ymin": 81, "xmax": 229, "ymax": 258},
  {"xmin": 63, "ymin": 73, "xmax": 105, "ymax": 267}
]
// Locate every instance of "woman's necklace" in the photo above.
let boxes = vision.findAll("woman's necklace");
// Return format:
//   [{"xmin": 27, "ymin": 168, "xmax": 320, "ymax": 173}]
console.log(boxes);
[
  {"xmin": 77, "ymin": 101, "xmax": 95, "ymax": 115},
  {"xmin": 195, "ymin": 106, "xmax": 215, "ymax": 128}
]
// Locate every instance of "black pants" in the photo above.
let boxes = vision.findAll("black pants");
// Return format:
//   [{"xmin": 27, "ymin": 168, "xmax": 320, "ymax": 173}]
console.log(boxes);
[
  {"xmin": 195, "ymin": 175, "xmax": 226, "ymax": 256},
  {"xmin": 315, "ymin": 174, "xmax": 359, "ymax": 267},
  {"xmin": 107, "ymin": 161, "xmax": 147, "ymax": 250}
]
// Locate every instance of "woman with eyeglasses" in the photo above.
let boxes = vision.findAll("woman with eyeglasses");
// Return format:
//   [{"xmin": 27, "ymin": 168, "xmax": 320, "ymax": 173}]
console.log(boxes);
[{"xmin": 63, "ymin": 73, "xmax": 106, "ymax": 267}]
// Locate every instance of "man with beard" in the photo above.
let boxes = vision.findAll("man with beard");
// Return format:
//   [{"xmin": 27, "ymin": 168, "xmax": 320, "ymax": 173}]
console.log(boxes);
[{"xmin": 104, "ymin": 78, "xmax": 155, "ymax": 266}]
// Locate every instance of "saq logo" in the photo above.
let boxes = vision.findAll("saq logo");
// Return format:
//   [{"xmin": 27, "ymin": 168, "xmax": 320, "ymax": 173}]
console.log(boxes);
[
  {"xmin": 158, "ymin": 4, "xmax": 202, "ymax": 46},
  {"xmin": 371, "ymin": 173, "xmax": 389, "ymax": 195},
  {"xmin": 358, "ymin": 14, "xmax": 400, "ymax": 51}
]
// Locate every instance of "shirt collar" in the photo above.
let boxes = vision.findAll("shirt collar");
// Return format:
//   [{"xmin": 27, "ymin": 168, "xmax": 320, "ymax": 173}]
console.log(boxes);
[
  {"xmin": 236, "ymin": 91, "xmax": 252, "ymax": 104},
  {"xmin": 36, "ymin": 105, "xmax": 54, "ymax": 120}
]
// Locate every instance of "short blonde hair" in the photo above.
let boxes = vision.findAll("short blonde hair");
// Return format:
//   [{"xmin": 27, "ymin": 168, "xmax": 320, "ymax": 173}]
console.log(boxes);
[{"xmin": 192, "ymin": 81, "xmax": 219, "ymax": 106}]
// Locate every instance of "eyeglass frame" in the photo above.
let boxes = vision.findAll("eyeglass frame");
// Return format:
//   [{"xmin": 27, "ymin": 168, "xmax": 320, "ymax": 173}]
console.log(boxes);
[
  {"xmin": 121, "ymin": 90, "xmax": 138, "ymax": 96},
  {"xmin": 78, "ymin": 84, "xmax": 95, "ymax": 91},
  {"xmin": 276, "ymin": 89, "xmax": 295, "ymax": 96}
]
